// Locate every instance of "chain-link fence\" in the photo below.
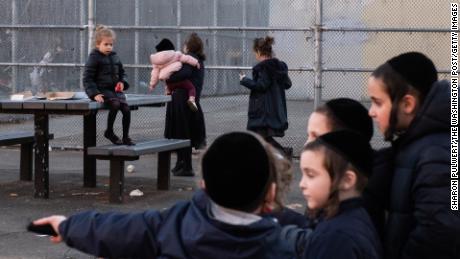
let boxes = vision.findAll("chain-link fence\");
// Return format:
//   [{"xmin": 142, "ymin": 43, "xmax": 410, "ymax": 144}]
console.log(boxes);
[{"xmin": 0, "ymin": 0, "xmax": 453, "ymax": 155}]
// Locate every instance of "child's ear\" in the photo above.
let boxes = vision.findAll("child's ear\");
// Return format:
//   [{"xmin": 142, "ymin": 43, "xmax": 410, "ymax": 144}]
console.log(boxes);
[
  {"xmin": 401, "ymin": 94, "xmax": 417, "ymax": 115},
  {"xmin": 339, "ymin": 170, "xmax": 357, "ymax": 191}
]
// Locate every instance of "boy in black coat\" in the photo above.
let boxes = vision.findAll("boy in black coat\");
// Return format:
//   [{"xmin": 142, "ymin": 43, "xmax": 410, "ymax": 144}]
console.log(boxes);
[
  {"xmin": 30, "ymin": 132, "xmax": 297, "ymax": 259},
  {"xmin": 367, "ymin": 52, "xmax": 460, "ymax": 259}
]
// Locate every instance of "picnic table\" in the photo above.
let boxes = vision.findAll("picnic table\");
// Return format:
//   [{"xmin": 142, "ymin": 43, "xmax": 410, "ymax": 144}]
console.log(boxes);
[{"xmin": 0, "ymin": 93, "xmax": 171, "ymax": 198}]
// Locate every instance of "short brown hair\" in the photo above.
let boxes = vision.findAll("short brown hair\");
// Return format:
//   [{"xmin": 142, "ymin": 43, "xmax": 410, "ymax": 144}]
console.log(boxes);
[{"xmin": 253, "ymin": 36, "xmax": 274, "ymax": 57}]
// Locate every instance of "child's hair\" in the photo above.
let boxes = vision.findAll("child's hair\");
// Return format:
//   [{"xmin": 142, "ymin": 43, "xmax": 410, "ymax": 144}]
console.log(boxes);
[
  {"xmin": 201, "ymin": 131, "xmax": 291, "ymax": 213},
  {"xmin": 314, "ymin": 98, "xmax": 374, "ymax": 142},
  {"xmin": 253, "ymin": 36, "xmax": 275, "ymax": 57},
  {"xmin": 185, "ymin": 33, "xmax": 206, "ymax": 61},
  {"xmin": 372, "ymin": 52, "xmax": 437, "ymax": 141},
  {"xmin": 93, "ymin": 25, "xmax": 116, "ymax": 47},
  {"xmin": 303, "ymin": 130, "xmax": 372, "ymax": 218}
]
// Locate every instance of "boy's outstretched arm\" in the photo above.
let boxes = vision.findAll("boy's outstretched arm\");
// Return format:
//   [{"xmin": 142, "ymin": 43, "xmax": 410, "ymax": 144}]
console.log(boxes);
[{"xmin": 32, "ymin": 215, "xmax": 67, "ymax": 243}]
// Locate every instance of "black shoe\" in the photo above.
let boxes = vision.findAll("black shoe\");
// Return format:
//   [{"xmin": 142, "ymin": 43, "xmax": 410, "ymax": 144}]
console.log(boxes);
[
  {"xmin": 104, "ymin": 131, "xmax": 122, "ymax": 145},
  {"xmin": 171, "ymin": 160, "xmax": 184, "ymax": 174},
  {"xmin": 173, "ymin": 168, "xmax": 195, "ymax": 177},
  {"xmin": 122, "ymin": 137, "xmax": 135, "ymax": 146}
]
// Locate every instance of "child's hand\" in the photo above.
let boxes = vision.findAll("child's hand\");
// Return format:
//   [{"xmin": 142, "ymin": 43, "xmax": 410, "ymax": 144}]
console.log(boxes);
[
  {"xmin": 94, "ymin": 94, "xmax": 104, "ymax": 103},
  {"xmin": 239, "ymin": 72, "xmax": 246, "ymax": 81},
  {"xmin": 115, "ymin": 82, "xmax": 124, "ymax": 92},
  {"xmin": 32, "ymin": 215, "xmax": 67, "ymax": 243},
  {"xmin": 196, "ymin": 63, "xmax": 201, "ymax": 69}
]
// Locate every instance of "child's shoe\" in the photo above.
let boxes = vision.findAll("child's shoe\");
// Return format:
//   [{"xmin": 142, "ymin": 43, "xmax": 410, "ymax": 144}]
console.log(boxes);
[
  {"xmin": 104, "ymin": 130, "xmax": 123, "ymax": 145},
  {"xmin": 122, "ymin": 137, "xmax": 136, "ymax": 146},
  {"xmin": 187, "ymin": 99, "xmax": 198, "ymax": 112}
]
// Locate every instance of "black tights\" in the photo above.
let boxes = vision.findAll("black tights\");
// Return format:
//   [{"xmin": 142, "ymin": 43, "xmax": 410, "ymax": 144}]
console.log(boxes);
[{"xmin": 106, "ymin": 99, "xmax": 131, "ymax": 139}]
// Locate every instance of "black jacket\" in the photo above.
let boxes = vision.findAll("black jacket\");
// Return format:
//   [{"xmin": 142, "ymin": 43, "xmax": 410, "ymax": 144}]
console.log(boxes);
[
  {"xmin": 165, "ymin": 53, "xmax": 206, "ymax": 148},
  {"xmin": 380, "ymin": 80, "xmax": 460, "ymax": 259},
  {"xmin": 59, "ymin": 190, "xmax": 296, "ymax": 259},
  {"xmin": 83, "ymin": 49, "xmax": 130, "ymax": 100},
  {"xmin": 240, "ymin": 58, "xmax": 292, "ymax": 135},
  {"xmin": 301, "ymin": 198, "xmax": 382, "ymax": 259}
]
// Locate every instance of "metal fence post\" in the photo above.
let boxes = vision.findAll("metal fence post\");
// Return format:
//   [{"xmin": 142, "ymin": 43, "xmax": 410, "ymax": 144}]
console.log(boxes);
[
  {"xmin": 176, "ymin": 0, "xmax": 182, "ymax": 51},
  {"xmin": 134, "ymin": 0, "xmax": 140, "ymax": 93},
  {"xmin": 11, "ymin": 0, "xmax": 18, "ymax": 93},
  {"xmin": 313, "ymin": 0, "xmax": 323, "ymax": 109},
  {"xmin": 87, "ymin": 0, "xmax": 95, "ymax": 55},
  {"xmin": 79, "ymin": 0, "xmax": 86, "ymax": 90}
]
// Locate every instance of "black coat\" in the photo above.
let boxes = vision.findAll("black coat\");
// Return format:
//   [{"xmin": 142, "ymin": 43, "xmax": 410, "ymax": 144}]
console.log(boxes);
[
  {"xmin": 240, "ymin": 58, "xmax": 292, "ymax": 136},
  {"xmin": 380, "ymin": 80, "xmax": 460, "ymax": 259},
  {"xmin": 58, "ymin": 190, "xmax": 296, "ymax": 259},
  {"xmin": 302, "ymin": 198, "xmax": 382, "ymax": 259},
  {"xmin": 83, "ymin": 49, "xmax": 130, "ymax": 100},
  {"xmin": 164, "ymin": 53, "xmax": 206, "ymax": 148}
]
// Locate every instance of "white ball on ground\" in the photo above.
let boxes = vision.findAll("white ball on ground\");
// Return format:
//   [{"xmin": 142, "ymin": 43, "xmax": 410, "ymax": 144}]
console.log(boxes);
[{"xmin": 126, "ymin": 164, "xmax": 135, "ymax": 173}]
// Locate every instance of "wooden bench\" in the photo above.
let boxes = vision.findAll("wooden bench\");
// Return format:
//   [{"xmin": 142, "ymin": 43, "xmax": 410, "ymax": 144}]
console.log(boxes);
[
  {"xmin": 87, "ymin": 138, "xmax": 190, "ymax": 203},
  {"xmin": 0, "ymin": 131, "xmax": 54, "ymax": 181}
]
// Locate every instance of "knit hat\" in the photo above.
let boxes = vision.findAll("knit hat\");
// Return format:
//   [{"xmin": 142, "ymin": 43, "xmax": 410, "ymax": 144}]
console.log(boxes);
[
  {"xmin": 202, "ymin": 132, "xmax": 271, "ymax": 210},
  {"xmin": 387, "ymin": 52, "xmax": 438, "ymax": 96},
  {"xmin": 317, "ymin": 130, "xmax": 373, "ymax": 177},
  {"xmin": 155, "ymin": 38, "xmax": 175, "ymax": 52},
  {"xmin": 325, "ymin": 98, "xmax": 374, "ymax": 142}
]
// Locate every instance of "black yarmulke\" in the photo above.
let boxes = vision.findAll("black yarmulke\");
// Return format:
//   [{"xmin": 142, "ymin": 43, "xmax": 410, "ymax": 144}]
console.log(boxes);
[
  {"xmin": 326, "ymin": 98, "xmax": 374, "ymax": 142},
  {"xmin": 155, "ymin": 38, "xmax": 175, "ymax": 52},
  {"xmin": 202, "ymin": 132, "xmax": 270, "ymax": 210},
  {"xmin": 317, "ymin": 130, "xmax": 373, "ymax": 177},
  {"xmin": 387, "ymin": 52, "xmax": 438, "ymax": 95}
]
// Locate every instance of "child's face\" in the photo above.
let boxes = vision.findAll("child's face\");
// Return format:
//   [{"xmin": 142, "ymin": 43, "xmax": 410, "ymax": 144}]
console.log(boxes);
[
  {"xmin": 96, "ymin": 37, "xmax": 114, "ymax": 56},
  {"xmin": 306, "ymin": 111, "xmax": 332, "ymax": 144},
  {"xmin": 367, "ymin": 76, "xmax": 392, "ymax": 135},
  {"xmin": 299, "ymin": 150, "xmax": 332, "ymax": 211}
]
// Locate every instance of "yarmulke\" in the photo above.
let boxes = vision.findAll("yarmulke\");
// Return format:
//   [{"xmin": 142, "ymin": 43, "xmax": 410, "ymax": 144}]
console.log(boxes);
[
  {"xmin": 317, "ymin": 130, "xmax": 373, "ymax": 177},
  {"xmin": 202, "ymin": 132, "xmax": 270, "ymax": 210},
  {"xmin": 155, "ymin": 38, "xmax": 175, "ymax": 52},
  {"xmin": 326, "ymin": 98, "xmax": 374, "ymax": 142},
  {"xmin": 387, "ymin": 52, "xmax": 438, "ymax": 95}
]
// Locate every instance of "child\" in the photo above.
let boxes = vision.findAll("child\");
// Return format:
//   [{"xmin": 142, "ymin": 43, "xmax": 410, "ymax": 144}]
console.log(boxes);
[
  {"xmin": 239, "ymin": 36, "xmax": 292, "ymax": 157},
  {"xmin": 367, "ymin": 52, "xmax": 460, "ymax": 259},
  {"xmin": 298, "ymin": 130, "xmax": 382, "ymax": 259},
  {"xmin": 149, "ymin": 38, "xmax": 199, "ymax": 112},
  {"xmin": 83, "ymin": 25, "xmax": 134, "ymax": 145},
  {"xmin": 304, "ymin": 98, "xmax": 388, "ymax": 240},
  {"xmin": 306, "ymin": 98, "xmax": 374, "ymax": 143},
  {"xmin": 30, "ymin": 132, "xmax": 297, "ymax": 258}
]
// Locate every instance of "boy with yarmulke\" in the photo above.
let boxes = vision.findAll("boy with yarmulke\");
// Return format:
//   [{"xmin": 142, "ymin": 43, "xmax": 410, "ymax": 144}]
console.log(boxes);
[
  {"xmin": 306, "ymin": 97, "xmax": 374, "ymax": 144},
  {"xmin": 303, "ymin": 98, "xmax": 390, "ymax": 240},
  {"xmin": 367, "ymin": 52, "xmax": 460, "ymax": 259},
  {"xmin": 30, "ymin": 132, "xmax": 297, "ymax": 259},
  {"xmin": 293, "ymin": 130, "xmax": 382, "ymax": 259}
]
